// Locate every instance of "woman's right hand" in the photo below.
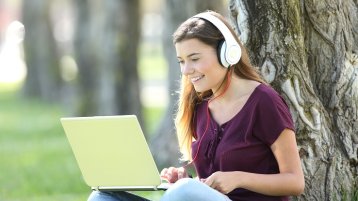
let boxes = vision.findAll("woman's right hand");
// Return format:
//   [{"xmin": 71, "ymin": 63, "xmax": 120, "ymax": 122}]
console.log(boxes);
[{"xmin": 160, "ymin": 167, "xmax": 188, "ymax": 183}]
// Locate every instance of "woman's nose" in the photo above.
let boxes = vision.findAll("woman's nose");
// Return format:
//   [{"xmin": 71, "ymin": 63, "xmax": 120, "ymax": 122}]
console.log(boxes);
[{"xmin": 181, "ymin": 63, "xmax": 194, "ymax": 75}]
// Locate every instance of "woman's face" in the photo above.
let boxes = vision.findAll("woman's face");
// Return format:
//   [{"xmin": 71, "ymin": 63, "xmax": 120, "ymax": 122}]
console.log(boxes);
[{"xmin": 175, "ymin": 38, "xmax": 227, "ymax": 93}]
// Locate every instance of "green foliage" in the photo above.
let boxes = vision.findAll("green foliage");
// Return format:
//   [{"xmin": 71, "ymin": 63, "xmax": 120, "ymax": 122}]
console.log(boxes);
[
  {"xmin": 347, "ymin": 185, "xmax": 358, "ymax": 201},
  {"xmin": 332, "ymin": 184, "xmax": 358, "ymax": 201},
  {"xmin": 0, "ymin": 85, "xmax": 164, "ymax": 201}
]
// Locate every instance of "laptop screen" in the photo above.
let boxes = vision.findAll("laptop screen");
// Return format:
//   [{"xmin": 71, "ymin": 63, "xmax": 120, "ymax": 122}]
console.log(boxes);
[{"xmin": 60, "ymin": 115, "xmax": 162, "ymax": 189}]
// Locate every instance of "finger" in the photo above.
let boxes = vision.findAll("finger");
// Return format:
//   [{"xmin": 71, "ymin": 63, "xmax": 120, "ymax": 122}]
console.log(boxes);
[
  {"xmin": 204, "ymin": 177, "xmax": 216, "ymax": 189},
  {"xmin": 177, "ymin": 167, "xmax": 187, "ymax": 179},
  {"xmin": 167, "ymin": 167, "xmax": 178, "ymax": 183},
  {"xmin": 160, "ymin": 168, "xmax": 168, "ymax": 176},
  {"xmin": 167, "ymin": 167, "xmax": 175, "ymax": 177},
  {"xmin": 177, "ymin": 171, "xmax": 183, "ymax": 179},
  {"xmin": 165, "ymin": 167, "xmax": 172, "ymax": 177},
  {"xmin": 204, "ymin": 178, "xmax": 211, "ymax": 186}
]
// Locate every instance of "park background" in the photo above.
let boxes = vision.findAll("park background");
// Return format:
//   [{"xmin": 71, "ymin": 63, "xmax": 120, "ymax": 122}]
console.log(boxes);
[
  {"xmin": 0, "ymin": 0, "xmax": 357, "ymax": 201},
  {"xmin": 0, "ymin": 0, "xmax": 227, "ymax": 200}
]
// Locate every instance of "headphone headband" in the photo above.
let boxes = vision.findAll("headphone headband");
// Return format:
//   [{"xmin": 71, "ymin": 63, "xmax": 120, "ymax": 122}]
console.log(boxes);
[{"xmin": 193, "ymin": 13, "xmax": 241, "ymax": 66}]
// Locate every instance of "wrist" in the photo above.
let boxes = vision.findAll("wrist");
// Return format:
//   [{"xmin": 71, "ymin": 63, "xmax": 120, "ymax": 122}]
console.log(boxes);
[{"xmin": 233, "ymin": 171, "xmax": 246, "ymax": 189}]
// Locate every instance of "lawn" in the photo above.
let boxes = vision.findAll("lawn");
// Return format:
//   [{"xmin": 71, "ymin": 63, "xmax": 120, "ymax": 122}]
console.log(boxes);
[
  {"xmin": 0, "ymin": 84, "xmax": 166, "ymax": 201},
  {"xmin": 0, "ymin": 41, "xmax": 168, "ymax": 201}
]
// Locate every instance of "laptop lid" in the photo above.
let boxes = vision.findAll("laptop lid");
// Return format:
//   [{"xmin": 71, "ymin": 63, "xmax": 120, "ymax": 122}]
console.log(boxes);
[{"xmin": 60, "ymin": 115, "xmax": 167, "ymax": 191}]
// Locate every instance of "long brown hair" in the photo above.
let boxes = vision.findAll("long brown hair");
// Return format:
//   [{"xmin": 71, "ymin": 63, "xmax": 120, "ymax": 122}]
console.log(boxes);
[{"xmin": 173, "ymin": 11, "xmax": 265, "ymax": 161}]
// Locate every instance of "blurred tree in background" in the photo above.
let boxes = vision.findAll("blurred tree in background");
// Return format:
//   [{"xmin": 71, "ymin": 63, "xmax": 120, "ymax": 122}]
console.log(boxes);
[
  {"xmin": 73, "ymin": 0, "xmax": 142, "ymax": 120},
  {"xmin": 21, "ymin": 0, "xmax": 62, "ymax": 102},
  {"xmin": 22, "ymin": 0, "xmax": 142, "ymax": 120}
]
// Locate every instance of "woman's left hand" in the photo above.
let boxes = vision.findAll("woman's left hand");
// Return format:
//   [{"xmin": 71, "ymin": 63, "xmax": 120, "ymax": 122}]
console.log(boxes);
[{"xmin": 201, "ymin": 171, "xmax": 240, "ymax": 194}]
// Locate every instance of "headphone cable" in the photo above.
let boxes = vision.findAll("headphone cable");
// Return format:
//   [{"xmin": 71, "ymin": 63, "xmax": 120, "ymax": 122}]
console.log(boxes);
[{"xmin": 184, "ymin": 67, "xmax": 233, "ymax": 170}]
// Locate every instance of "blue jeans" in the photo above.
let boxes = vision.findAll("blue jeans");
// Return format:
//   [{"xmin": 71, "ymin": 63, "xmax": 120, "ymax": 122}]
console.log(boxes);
[
  {"xmin": 87, "ymin": 191, "xmax": 150, "ymax": 201},
  {"xmin": 88, "ymin": 178, "xmax": 232, "ymax": 201}
]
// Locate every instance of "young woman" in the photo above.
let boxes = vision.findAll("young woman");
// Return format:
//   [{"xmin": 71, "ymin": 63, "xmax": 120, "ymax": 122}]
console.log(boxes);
[{"xmin": 88, "ymin": 10, "xmax": 304, "ymax": 201}]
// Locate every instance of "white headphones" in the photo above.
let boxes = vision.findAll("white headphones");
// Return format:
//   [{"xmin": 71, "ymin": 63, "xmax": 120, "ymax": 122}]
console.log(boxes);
[{"xmin": 193, "ymin": 13, "xmax": 242, "ymax": 68}]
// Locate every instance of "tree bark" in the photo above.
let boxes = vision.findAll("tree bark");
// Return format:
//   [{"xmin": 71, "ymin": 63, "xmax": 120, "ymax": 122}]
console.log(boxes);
[{"xmin": 229, "ymin": 0, "xmax": 357, "ymax": 200}]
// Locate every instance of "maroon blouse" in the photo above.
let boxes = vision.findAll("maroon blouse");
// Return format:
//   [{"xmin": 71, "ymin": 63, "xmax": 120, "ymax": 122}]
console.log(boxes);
[{"xmin": 191, "ymin": 84, "xmax": 295, "ymax": 201}]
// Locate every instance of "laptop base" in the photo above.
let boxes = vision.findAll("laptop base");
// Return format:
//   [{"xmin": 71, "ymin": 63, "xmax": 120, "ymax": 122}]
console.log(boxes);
[{"xmin": 92, "ymin": 183, "xmax": 170, "ymax": 191}]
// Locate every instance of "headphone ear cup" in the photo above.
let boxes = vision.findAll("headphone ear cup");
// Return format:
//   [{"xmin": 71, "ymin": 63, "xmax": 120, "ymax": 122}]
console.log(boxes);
[{"xmin": 217, "ymin": 40, "xmax": 230, "ymax": 68}]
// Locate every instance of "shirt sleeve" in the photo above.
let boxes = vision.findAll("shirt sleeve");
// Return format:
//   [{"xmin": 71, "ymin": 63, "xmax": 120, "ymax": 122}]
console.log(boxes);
[{"xmin": 253, "ymin": 88, "xmax": 295, "ymax": 146}]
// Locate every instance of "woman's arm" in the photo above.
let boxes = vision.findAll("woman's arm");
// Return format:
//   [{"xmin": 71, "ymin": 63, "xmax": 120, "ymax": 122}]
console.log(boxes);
[{"xmin": 204, "ymin": 129, "xmax": 305, "ymax": 196}]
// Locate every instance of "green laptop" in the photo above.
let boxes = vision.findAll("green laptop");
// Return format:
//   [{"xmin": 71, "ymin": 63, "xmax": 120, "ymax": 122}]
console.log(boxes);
[{"xmin": 60, "ymin": 115, "xmax": 169, "ymax": 191}]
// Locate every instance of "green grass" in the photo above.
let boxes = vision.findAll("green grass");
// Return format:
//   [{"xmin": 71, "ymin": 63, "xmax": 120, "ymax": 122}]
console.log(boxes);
[
  {"xmin": 0, "ymin": 85, "xmax": 165, "ymax": 201},
  {"xmin": 0, "ymin": 89, "xmax": 88, "ymax": 200},
  {"xmin": 0, "ymin": 40, "xmax": 168, "ymax": 201},
  {"xmin": 143, "ymin": 106, "xmax": 165, "ymax": 134}
]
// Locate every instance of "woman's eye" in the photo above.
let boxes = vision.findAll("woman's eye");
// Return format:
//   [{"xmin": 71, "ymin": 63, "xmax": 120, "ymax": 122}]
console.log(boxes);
[
  {"xmin": 191, "ymin": 58, "xmax": 199, "ymax": 62},
  {"xmin": 177, "ymin": 60, "xmax": 184, "ymax": 64}
]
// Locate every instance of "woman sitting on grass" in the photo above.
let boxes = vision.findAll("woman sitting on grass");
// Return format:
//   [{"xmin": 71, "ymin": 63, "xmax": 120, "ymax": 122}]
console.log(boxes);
[{"xmin": 88, "ymin": 10, "xmax": 305, "ymax": 201}]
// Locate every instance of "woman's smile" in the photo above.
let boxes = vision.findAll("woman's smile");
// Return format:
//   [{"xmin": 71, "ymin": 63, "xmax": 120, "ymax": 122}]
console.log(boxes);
[{"xmin": 190, "ymin": 75, "xmax": 205, "ymax": 83}]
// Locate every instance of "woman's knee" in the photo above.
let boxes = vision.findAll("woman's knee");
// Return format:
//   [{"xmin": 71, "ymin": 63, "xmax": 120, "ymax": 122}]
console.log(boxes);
[
  {"xmin": 161, "ymin": 178, "xmax": 231, "ymax": 201},
  {"xmin": 161, "ymin": 178, "xmax": 202, "ymax": 201}
]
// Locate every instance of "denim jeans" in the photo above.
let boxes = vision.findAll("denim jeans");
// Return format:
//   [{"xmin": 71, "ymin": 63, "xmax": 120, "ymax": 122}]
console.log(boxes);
[
  {"xmin": 87, "ymin": 178, "xmax": 232, "ymax": 201},
  {"xmin": 87, "ymin": 191, "xmax": 150, "ymax": 201}
]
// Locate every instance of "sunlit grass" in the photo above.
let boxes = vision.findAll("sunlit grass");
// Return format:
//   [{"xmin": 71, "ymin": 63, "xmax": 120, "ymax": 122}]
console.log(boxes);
[
  {"xmin": 0, "ymin": 37, "xmax": 168, "ymax": 200},
  {"xmin": 0, "ymin": 81, "xmax": 23, "ymax": 92},
  {"xmin": 0, "ymin": 82, "xmax": 166, "ymax": 201},
  {"xmin": 143, "ymin": 106, "xmax": 165, "ymax": 134},
  {"xmin": 0, "ymin": 86, "xmax": 88, "ymax": 200}
]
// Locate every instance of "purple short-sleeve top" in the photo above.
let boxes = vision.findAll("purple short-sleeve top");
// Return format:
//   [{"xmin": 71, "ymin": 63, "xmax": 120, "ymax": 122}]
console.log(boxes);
[{"xmin": 191, "ymin": 84, "xmax": 294, "ymax": 201}]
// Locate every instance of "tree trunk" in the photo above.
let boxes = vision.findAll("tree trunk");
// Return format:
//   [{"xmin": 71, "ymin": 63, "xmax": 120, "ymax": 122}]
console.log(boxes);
[
  {"xmin": 21, "ymin": 0, "xmax": 62, "ymax": 102},
  {"xmin": 229, "ymin": 0, "xmax": 357, "ymax": 200},
  {"xmin": 113, "ymin": 0, "xmax": 142, "ymax": 123},
  {"xmin": 73, "ymin": 0, "xmax": 98, "ymax": 116},
  {"xmin": 150, "ymin": 0, "xmax": 225, "ymax": 169},
  {"xmin": 73, "ymin": 0, "xmax": 142, "ymax": 124}
]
